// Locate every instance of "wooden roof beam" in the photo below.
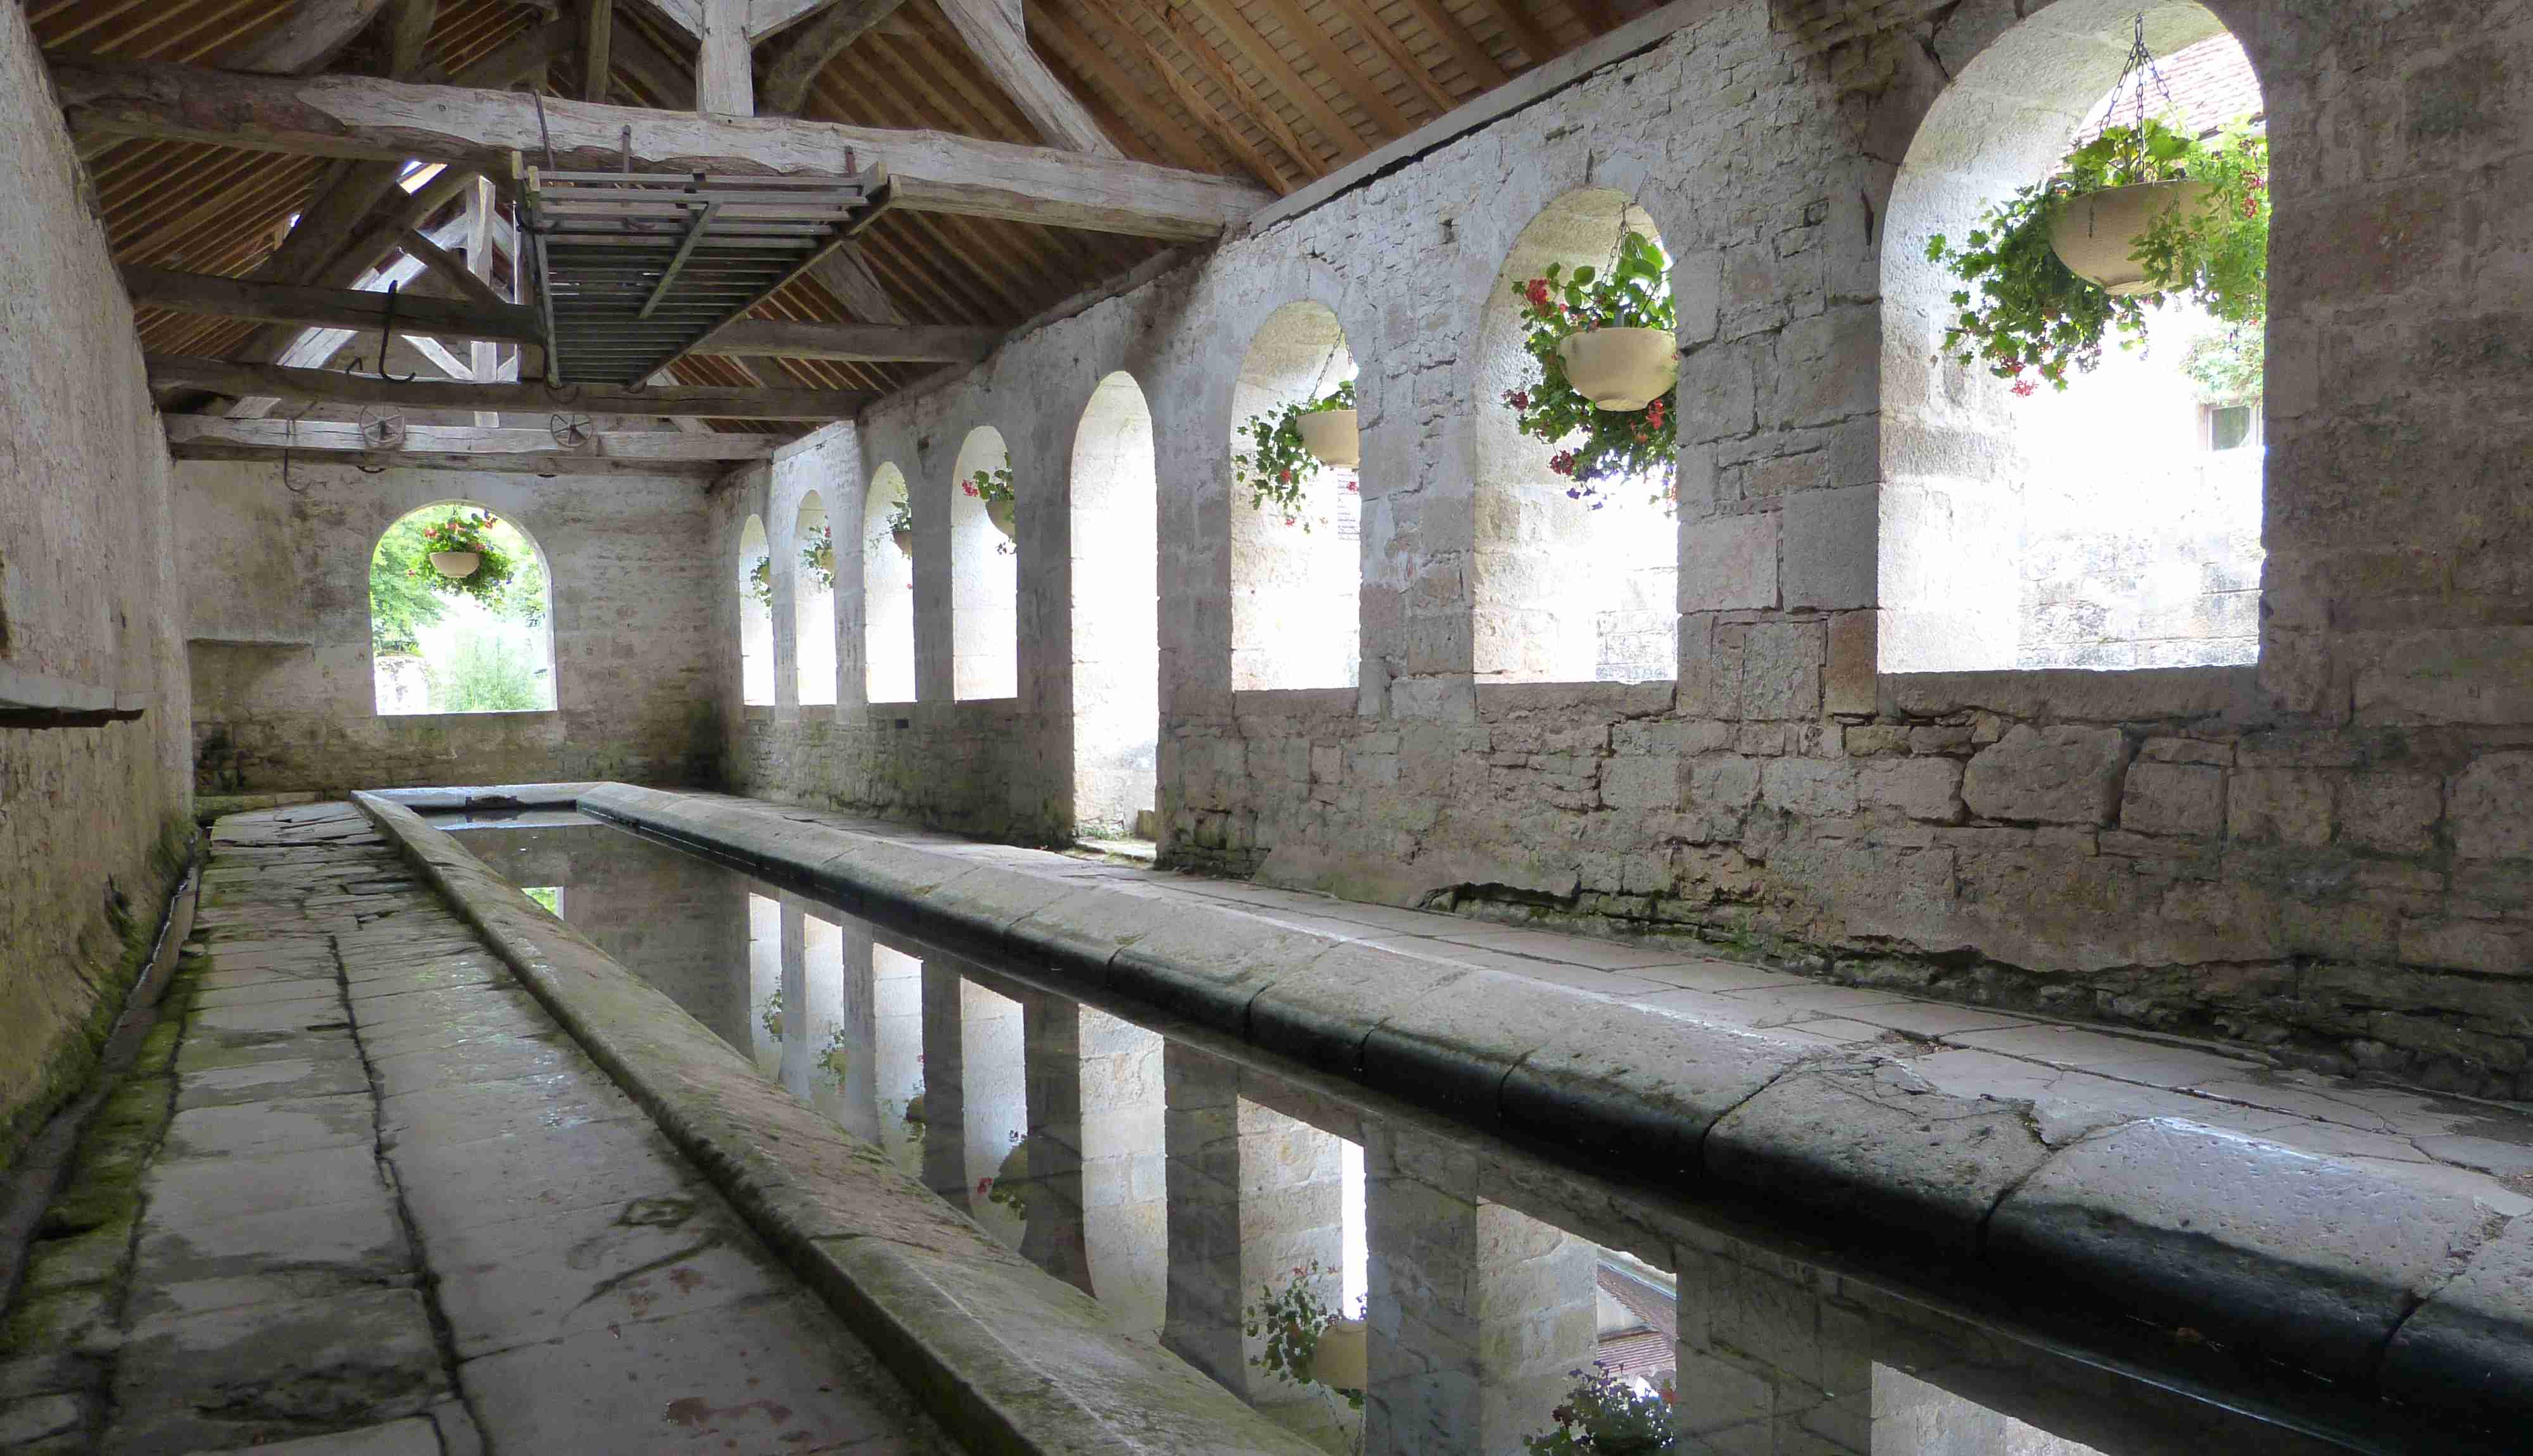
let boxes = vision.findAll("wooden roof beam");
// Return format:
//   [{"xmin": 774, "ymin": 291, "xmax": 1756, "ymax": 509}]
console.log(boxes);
[
  {"xmin": 1166, "ymin": 0, "xmax": 1361, "ymax": 166},
  {"xmin": 53, "ymin": 58, "xmax": 1272, "ymax": 239},
  {"xmin": 760, "ymin": 0, "xmax": 905, "ymax": 114},
  {"xmin": 689, "ymin": 318, "xmax": 997, "ymax": 361},
  {"xmin": 148, "ymin": 355, "xmax": 871, "ymax": 418},
  {"xmin": 1075, "ymin": 0, "xmax": 1294, "ymax": 191},
  {"xmin": 934, "ymin": 0, "xmax": 1120, "ymax": 156},
  {"xmin": 218, "ymin": 0, "xmax": 393, "ymax": 75},
  {"xmin": 122, "ymin": 267, "xmax": 540, "ymax": 342},
  {"xmin": 165, "ymin": 415, "xmax": 783, "ymax": 458}
]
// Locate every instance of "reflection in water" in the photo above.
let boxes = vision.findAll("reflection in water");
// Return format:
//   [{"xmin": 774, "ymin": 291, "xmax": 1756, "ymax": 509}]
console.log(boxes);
[{"xmin": 448, "ymin": 819, "xmax": 2371, "ymax": 1456}]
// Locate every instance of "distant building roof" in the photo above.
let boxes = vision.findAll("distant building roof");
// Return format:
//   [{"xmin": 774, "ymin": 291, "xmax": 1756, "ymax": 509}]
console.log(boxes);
[{"xmin": 2083, "ymin": 34, "xmax": 2265, "ymax": 138}]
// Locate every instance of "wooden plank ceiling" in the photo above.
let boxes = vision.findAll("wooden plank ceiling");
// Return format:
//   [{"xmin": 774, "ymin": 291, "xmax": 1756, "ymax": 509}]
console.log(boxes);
[{"xmin": 34, "ymin": 0, "xmax": 1638, "ymax": 422}]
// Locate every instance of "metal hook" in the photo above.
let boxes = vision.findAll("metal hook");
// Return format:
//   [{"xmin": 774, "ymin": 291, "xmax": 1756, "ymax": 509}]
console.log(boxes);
[{"xmin": 376, "ymin": 282, "xmax": 417, "ymax": 383}]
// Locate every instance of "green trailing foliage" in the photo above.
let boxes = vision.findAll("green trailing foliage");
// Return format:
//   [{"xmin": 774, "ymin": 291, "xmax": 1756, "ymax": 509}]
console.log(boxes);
[
  {"xmin": 1522, "ymin": 1365, "xmax": 1686, "ymax": 1453},
  {"xmin": 747, "ymin": 555, "xmax": 773, "ymax": 610},
  {"xmin": 421, "ymin": 625, "xmax": 544, "ymax": 713},
  {"xmin": 1241, "ymin": 1258, "xmax": 1364, "ymax": 1409},
  {"xmin": 802, "ymin": 523, "xmax": 835, "ymax": 592},
  {"xmin": 1502, "ymin": 229, "xmax": 1678, "ymax": 510},
  {"xmin": 1925, "ymin": 116, "xmax": 2269, "ymax": 395},
  {"xmin": 2183, "ymin": 323, "xmax": 2264, "ymax": 402},
  {"xmin": 1232, "ymin": 377, "xmax": 1357, "ymax": 527}
]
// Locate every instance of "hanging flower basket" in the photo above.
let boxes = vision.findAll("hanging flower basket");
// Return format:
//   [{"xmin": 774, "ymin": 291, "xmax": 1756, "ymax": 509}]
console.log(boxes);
[
  {"xmin": 1313, "ymin": 1317, "xmax": 1367, "ymax": 1390},
  {"xmin": 1926, "ymin": 115, "xmax": 2268, "ymax": 394},
  {"xmin": 876, "ymin": 488, "xmax": 915, "ymax": 558},
  {"xmin": 2049, "ymin": 179, "xmax": 2220, "ymax": 294},
  {"xmin": 890, "ymin": 526, "xmax": 913, "ymax": 558},
  {"xmin": 1501, "ymin": 227, "xmax": 1679, "ymax": 510},
  {"xmin": 1294, "ymin": 406, "xmax": 1358, "ymax": 467},
  {"xmin": 964, "ymin": 464, "xmax": 1017, "ymax": 544},
  {"xmin": 1233, "ymin": 378, "xmax": 1355, "ymax": 529},
  {"xmin": 410, "ymin": 510, "xmax": 517, "ymax": 603},
  {"xmin": 1555, "ymin": 327, "xmax": 1678, "ymax": 411},
  {"xmin": 800, "ymin": 522, "xmax": 835, "ymax": 591}
]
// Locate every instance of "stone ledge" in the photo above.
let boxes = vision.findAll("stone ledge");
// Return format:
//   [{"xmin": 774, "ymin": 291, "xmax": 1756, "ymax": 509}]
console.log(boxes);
[
  {"xmin": 566, "ymin": 782, "xmax": 2533, "ymax": 1423},
  {"xmin": 350, "ymin": 793, "xmax": 1321, "ymax": 1456}
]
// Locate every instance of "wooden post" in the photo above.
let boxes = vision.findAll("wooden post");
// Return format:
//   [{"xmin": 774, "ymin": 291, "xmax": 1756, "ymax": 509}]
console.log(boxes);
[{"xmin": 699, "ymin": 0, "xmax": 755, "ymax": 116}]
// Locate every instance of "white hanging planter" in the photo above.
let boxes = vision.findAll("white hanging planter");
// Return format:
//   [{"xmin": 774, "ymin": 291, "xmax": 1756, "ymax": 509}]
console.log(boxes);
[
  {"xmin": 1295, "ymin": 408, "xmax": 1360, "ymax": 468},
  {"xmin": 890, "ymin": 525, "xmax": 914, "ymax": 558},
  {"xmin": 428, "ymin": 550, "xmax": 481, "ymax": 579},
  {"xmin": 985, "ymin": 496, "xmax": 1016, "ymax": 542},
  {"xmin": 2049, "ymin": 180, "xmax": 2217, "ymax": 294},
  {"xmin": 1555, "ymin": 327, "xmax": 1677, "ymax": 411},
  {"xmin": 1313, "ymin": 1317, "xmax": 1367, "ymax": 1390}
]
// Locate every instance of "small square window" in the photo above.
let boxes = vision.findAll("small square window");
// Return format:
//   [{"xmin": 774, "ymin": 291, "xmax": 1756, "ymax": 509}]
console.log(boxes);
[{"xmin": 2206, "ymin": 402, "xmax": 2261, "ymax": 452}]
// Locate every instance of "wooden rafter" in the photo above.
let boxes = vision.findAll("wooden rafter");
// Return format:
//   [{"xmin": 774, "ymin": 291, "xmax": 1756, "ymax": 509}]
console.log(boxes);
[
  {"xmin": 53, "ymin": 60, "xmax": 1273, "ymax": 239},
  {"xmin": 1321, "ymin": 0, "xmax": 1455, "ymax": 116},
  {"xmin": 1166, "ymin": 0, "xmax": 1358, "ymax": 166},
  {"xmin": 148, "ymin": 355, "xmax": 871, "ymax": 417},
  {"xmin": 761, "ymin": 0, "xmax": 907, "ymax": 115},
  {"xmin": 934, "ymin": 0, "xmax": 1121, "ymax": 156},
  {"xmin": 690, "ymin": 319, "xmax": 997, "ymax": 361},
  {"xmin": 121, "ymin": 267, "xmax": 540, "ymax": 341},
  {"xmin": 1073, "ymin": 0, "xmax": 1293, "ymax": 191},
  {"xmin": 1242, "ymin": 0, "xmax": 1412, "ymax": 139},
  {"xmin": 165, "ymin": 415, "xmax": 783, "ymax": 457}
]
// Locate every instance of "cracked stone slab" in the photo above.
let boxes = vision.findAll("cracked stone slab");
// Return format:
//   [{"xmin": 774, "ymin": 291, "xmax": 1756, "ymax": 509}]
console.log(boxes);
[
  {"xmin": 1705, "ymin": 1061, "xmax": 2052, "ymax": 1252},
  {"xmin": 232, "ymin": 1415, "xmax": 443, "ymax": 1454},
  {"xmin": 1246, "ymin": 947, "xmax": 1472, "ymax": 1074},
  {"xmin": 1501, "ymin": 1002, "xmax": 1823, "ymax": 1179},
  {"xmin": 2382, "ymin": 1214, "xmax": 2533, "ymax": 1417},
  {"xmin": 1987, "ymin": 1119, "xmax": 2508, "ymax": 1380},
  {"xmin": 176, "ymin": 1056, "xmax": 374, "ymax": 1111},
  {"xmin": 104, "ymin": 1288, "xmax": 445, "ymax": 1455},
  {"xmin": 160, "ymin": 1093, "xmax": 377, "ymax": 1160},
  {"xmin": 424, "ymin": 1196, "xmax": 785, "ymax": 1359}
]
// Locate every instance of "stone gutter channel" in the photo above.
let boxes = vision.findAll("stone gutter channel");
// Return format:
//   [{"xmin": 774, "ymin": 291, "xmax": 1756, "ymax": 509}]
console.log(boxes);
[{"xmin": 355, "ymin": 782, "xmax": 2533, "ymax": 1437}]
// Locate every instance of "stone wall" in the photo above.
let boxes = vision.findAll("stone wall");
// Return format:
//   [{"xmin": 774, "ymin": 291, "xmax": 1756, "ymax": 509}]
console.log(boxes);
[
  {"xmin": 0, "ymin": 1, "xmax": 194, "ymax": 1163},
  {"xmin": 180, "ymin": 460, "xmax": 721, "ymax": 792},
  {"xmin": 721, "ymin": 0, "xmax": 2533, "ymax": 1093}
]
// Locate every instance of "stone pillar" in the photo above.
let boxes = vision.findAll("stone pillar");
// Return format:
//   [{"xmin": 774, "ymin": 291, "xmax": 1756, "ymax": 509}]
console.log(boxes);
[
  {"xmin": 1361, "ymin": 1128, "xmax": 1597, "ymax": 1456},
  {"xmin": 1669, "ymin": 1237, "xmax": 1873, "ymax": 1455},
  {"xmin": 961, "ymin": 976, "xmax": 1028, "ymax": 1236},
  {"xmin": 778, "ymin": 900, "xmax": 807, "ymax": 1097},
  {"xmin": 1020, "ymin": 996, "xmax": 1093, "ymax": 1295},
  {"xmin": 1079, "ymin": 1007, "xmax": 1167, "ymax": 1340},
  {"xmin": 831, "ymin": 921, "xmax": 880, "ymax": 1144},
  {"xmin": 1161, "ymin": 1046, "xmax": 1346, "ymax": 1431},
  {"xmin": 918, "ymin": 962, "xmax": 967, "ymax": 1202},
  {"xmin": 747, "ymin": 893, "xmax": 781, "ymax": 1079},
  {"xmin": 872, "ymin": 944, "xmax": 925, "ymax": 1178}
]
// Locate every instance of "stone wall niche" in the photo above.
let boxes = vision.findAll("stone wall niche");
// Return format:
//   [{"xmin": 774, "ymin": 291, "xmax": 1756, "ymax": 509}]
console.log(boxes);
[
  {"xmin": 952, "ymin": 427, "xmax": 1019, "ymax": 701},
  {"xmin": 1229, "ymin": 301, "xmax": 1361, "ymax": 693},
  {"xmin": 1070, "ymin": 372, "xmax": 1161, "ymax": 836},
  {"xmin": 1879, "ymin": 0, "xmax": 2261, "ymax": 674},
  {"xmin": 1474, "ymin": 187, "xmax": 1679, "ymax": 687}
]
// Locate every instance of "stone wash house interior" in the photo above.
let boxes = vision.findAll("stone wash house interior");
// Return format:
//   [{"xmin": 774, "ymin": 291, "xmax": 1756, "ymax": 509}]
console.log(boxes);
[{"xmin": 5, "ymin": 0, "xmax": 2533, "ymax": 1451}]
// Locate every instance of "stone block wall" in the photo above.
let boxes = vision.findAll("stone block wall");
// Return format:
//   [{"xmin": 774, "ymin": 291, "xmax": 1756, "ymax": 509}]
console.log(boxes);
[
  {"xmin": 719, "ymin": 0, "xmax": 2533, "ymax": 1091},
  {"xmin": 180, "ymin": 460, "xmax": 721, "ymax": 792},
  {"xmin": 0, "ymin": 1, "xmax": 194, "ymax": 1163}
]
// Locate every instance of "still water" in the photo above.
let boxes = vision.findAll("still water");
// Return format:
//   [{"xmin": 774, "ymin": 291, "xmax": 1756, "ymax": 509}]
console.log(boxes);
[{"xmin": 439, "ymin": 813, "xmax": 2467, "ymax": 1456}]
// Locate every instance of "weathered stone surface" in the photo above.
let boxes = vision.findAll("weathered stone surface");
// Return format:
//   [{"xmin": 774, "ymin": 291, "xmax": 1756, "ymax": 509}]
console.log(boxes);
[
  {"xmin": 2119, "ymin": 761, "xmax": 2225, "ymax": 838},
  {"xmin": 1705, "ymin": 1062, "xmax": 2051, "ymax": 1252},
  {"xmin": 2452, "ymin": 753, "xmax": 2533, "ymax": 860},
  {"xmin": 1961, "ymin": 725, "xmax": 2128, "ymax": 825},
  {"xmin": 2228, "ymin": 767, "xmax": 2335, "ymax": 846},
  {"xmin": 2384, "ymin": 1214, "xmax": 2533, "ymax": 1416},
  {"xmin": 1678, "ymin": 512, "xmax": 1777, "ymax": 612},
  {"xmin": 1988, "ymin": 1120, "xmax": 2502, "ymax": 1380},
  {"xmin": 1760, "ymin": 758, "xmax": 1857, "ymax": 817},
  {"xmin": 1857, "ymin": 756, "xmax": 1962, "ymax": 823}
]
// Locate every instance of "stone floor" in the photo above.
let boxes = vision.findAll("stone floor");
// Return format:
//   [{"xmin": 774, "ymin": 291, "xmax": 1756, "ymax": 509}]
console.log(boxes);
[{"xmin": 0, "ymin": 803, "xmax": 949, "ymax": 1456}]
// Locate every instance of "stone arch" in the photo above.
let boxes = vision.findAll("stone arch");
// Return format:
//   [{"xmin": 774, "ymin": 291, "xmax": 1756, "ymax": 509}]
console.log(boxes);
[
  {"xmin": 367, "ymin": 500, "xmax": 555, "ymax": 715},
  {"xmin": 795, "ymin": 491, "xmax": 837, "ymax": 706},
  {"xmin": 1070, "ymin": 371, "xmax": 1159, "ymax": 838},
  {"xmin": 739, "ymin": 512, "xmax": 773, "ymax": 706},
  {"xmin": 1879, "ymin": 0, "xmax": 2266, "ymax": 672},
  {"xmin": 952, "ymin": 426, "xmax": 1017, "ymax": 701},
  {"xmin": 1228, "ymin": 301, "xmax": 1359, "ymax": 693},
  {"xmin": 864, "ymin": 461, "xmax": 916, "ymax": 703},
  {"xmin": 1473, "ymin": 187, "xmax": 1679, "ymax": 684}
]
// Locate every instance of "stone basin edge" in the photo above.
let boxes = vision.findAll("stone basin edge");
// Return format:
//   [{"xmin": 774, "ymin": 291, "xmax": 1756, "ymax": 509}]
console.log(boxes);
[
  {"xmin": 351, "ymin": 791, "xmax": 1326, "ymax": 1456},
  {"xmin": 534, "ymin": 782, "xmax": 2533, "ymax": 1425}
]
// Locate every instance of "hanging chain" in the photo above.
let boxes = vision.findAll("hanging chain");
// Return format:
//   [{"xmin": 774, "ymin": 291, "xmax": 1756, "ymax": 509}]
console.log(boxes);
[
  {"xmin": 2091, "ymin": 12, "xmax": 2179, "ymax": 144},
  {"xmin": 1306, "ymin": 334, "xmax": 1342, "ymax": 401}
]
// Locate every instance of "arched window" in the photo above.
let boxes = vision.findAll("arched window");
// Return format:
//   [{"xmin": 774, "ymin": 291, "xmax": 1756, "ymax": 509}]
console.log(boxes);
[
  {"xmin": 1881, "ymin": 8, "xmax": 2265, "ymax": 672},
  {"xmin": 952, "ymin": 427, "xmax": 1018, "ymax": 701},
  {"xmin": 795, "ymin": 492, "xmax": 837, "ymax": 706},
  {"xmin": 864, "ymin": 462, "xmax": 916, "ymax": 703},
  {"xmin": 368, "ymin": 502, "xmax": 554, "ymax": 715},
  {"xmin": 1474, "ymin": 189, "xmax": 1678, "ymax": 684},
  {"xmin": 1228, "ymin": 302, "xmax": 1358, "ymax": 691},
  {"xmin": 739, "ymin": 513, "xmax": 774, "ymax": 706},
  {"xmin": 1070, "ymin": 373, "xmax": 1159, "ymax": 838}
]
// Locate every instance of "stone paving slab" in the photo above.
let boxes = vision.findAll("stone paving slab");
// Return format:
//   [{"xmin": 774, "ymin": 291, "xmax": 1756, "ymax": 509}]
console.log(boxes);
[
  {"xmin": 545, "ymin": 781, "xmax": 2533, "ymax": 1424},
  {"xmin": 0, "ymin": 804, "xmax": 952, "ymax": 1456}
]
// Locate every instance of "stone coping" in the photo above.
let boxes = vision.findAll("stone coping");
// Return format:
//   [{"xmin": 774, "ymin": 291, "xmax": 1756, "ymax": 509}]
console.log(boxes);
[
  {"xmin": 480, "ymin": 781, "xmax": 2533, "ymax": 1426},
  {"xmin": 350, "ymin": 792, "xmax": 1323, "ymax": 1456}
]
